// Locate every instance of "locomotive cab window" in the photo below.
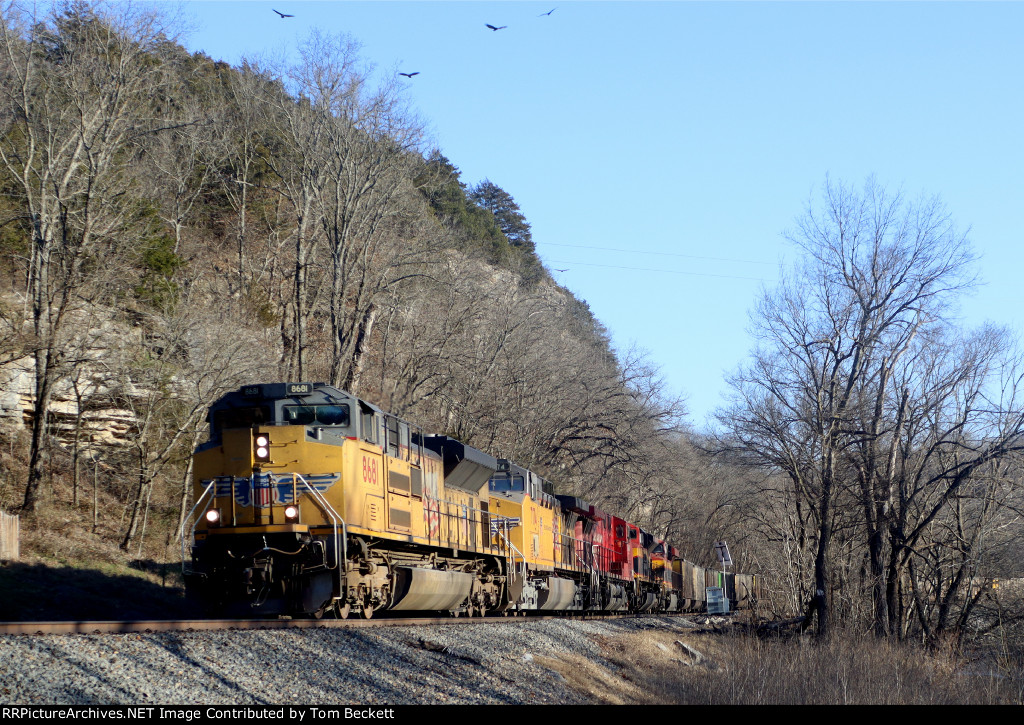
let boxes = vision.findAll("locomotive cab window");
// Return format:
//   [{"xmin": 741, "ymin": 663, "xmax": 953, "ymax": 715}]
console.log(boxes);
[
  {"xmin": 489, "ymin": 475, "xmax": 525, "ymax": 493},
  {"xmin": 359, "ymin": 403, "xmax": 379, "ymax": 445},
  {"xmin": 385, "ymin": 415, "xmax": 400, "ymax": 457},
  {"xmin": 284, "ymin": 404, "xmax": 350, "ymax": 427}
]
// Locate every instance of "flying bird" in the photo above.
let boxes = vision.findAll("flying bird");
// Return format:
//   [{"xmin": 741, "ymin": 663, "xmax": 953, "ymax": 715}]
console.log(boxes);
[
  {"xmin": 539, "ymin": 8, "xmax": 556, "ymax": 16},
  {"xmin": 485, "ymin": 24, "xmax": 507, "ymax": 31},
  {"xmin": 272, "ymin": 9, "xmax": 293, "ymax": 18},
  {"xmin": 399, "ymin": 72, "xmax": 420, "ymax": 78}
]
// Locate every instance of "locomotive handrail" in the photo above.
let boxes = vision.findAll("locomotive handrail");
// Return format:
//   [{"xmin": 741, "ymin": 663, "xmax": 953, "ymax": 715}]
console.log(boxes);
[
  {"xmin": 432, "ymin": 495, "xmax": 509, "ymax": 556},
  {"xmin": 492, "ymin": 520, "xmax": 527, "ymax": 583},
  {"xmin": 273, "ymin": 472, "xmax": 347, "ymax": 574},
  {"xmin": 573, "ymin": 548, "xmax": 601, "ymax": 580},
  {"xmin": 555, "ymin": 530, "xmax": 601, "ymax": 587},
  {"xmin": 567, "ymin": 536, "xmax": 602, "ymax": 609},
  {"xmin": 179, "ymin": 478, "xmax": 218, "ymax": 575}
]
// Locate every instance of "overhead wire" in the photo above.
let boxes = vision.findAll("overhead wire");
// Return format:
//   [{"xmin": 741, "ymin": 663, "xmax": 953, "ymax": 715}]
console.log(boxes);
[
  {"xmin": 542, "ymin": 242, "xmax": 777, "ymax": 266},
  {"xmin": 541, "ymin": 259, "xmax": 774, "ymax": 283}
]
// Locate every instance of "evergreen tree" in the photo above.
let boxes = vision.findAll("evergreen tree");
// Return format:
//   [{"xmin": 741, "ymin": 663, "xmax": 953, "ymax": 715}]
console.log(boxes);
[
  {"xmin": 470, "ymin": 179, "xmax": 534, "ymax": 252},
  {"xmin": 415, "ymin": 152, "xmax": 510, "ymax": 262}
]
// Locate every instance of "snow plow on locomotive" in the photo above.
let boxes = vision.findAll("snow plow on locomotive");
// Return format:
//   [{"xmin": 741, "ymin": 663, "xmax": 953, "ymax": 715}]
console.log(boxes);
[{"xmin": 182, "ymin": 382, "xmax": 764, "ymax": 618}]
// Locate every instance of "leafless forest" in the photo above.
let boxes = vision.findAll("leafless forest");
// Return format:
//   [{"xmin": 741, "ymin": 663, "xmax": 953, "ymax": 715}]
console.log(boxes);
[{"xmin": 1, "ymin": 2, "xmax": 1023, "ymax": 657}]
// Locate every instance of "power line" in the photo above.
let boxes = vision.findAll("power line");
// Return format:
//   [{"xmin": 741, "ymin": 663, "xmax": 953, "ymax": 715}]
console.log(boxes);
[
  {"xmin": 544, "ymin": 259, "xmax": 773, "ymax": 282},
  {"xmin": 542, "ymin": 242, "xmax": 776, "ymax": 266}
]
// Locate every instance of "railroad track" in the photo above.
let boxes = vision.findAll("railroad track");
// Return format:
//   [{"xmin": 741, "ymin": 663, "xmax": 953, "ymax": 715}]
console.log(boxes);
[{"xmin": 0, "ymin": 612, "xmax": 639, "ymax": 636}]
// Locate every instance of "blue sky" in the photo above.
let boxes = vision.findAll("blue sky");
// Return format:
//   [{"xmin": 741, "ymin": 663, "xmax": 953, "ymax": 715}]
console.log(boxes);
[{"xmin": 170, "ymin": 1, "xmax": 1024, "ymax": 428}]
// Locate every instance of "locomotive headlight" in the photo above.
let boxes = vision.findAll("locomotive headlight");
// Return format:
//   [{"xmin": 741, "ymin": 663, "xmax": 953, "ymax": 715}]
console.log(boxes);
[
  {"xmin": 284, "ymin": 505, "xmax": 299, "ymax": 522},
  {"xmin": 256, "ymin": 445, "xmax": 269, "ymax": 458},
  {"xmin": 205, "ymin": 508, "xmax": 221, "ymax": 526}
]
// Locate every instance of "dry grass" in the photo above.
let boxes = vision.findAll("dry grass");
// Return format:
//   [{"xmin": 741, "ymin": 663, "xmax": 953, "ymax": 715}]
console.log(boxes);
[
  {"xmin": 0, "ymin": 485, "xmax": 194, "ymax": 621},
  {"xmin": 535, "ymin": 625, "xmax": 1024, "ymax": 705},
  {"xmin": 533, "ymin": 650, "xmax": 651, "ymax": 705},
  {"xmin": 0, "ymin": 429, "xmax": 194, "ymax": 621}
]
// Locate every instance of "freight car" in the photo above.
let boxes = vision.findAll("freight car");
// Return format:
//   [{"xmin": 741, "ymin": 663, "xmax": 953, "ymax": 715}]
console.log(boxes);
[{"xmin": 182, "ymin": 382, "xmax": 763, "ymax": 618}]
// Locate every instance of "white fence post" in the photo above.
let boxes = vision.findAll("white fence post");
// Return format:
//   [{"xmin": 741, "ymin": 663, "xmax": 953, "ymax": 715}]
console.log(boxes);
[{"xmin": 0, "ymin": 511, "xmax": 19, "ymax": 561}]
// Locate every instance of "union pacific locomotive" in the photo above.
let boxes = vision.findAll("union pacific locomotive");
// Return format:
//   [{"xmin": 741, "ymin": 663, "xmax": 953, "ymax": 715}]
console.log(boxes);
[{"xmin": 183, "ymin": 382, "xmax": 764, "ymax": 618}]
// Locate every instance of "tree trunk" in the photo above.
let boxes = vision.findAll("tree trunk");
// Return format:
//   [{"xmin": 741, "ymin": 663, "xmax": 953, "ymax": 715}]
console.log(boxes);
[
  {"xmin": 23, "ymin": 352, "xmax": 53, "ymax": 514},
  {"xmin": 345, "ymin": 303, "xmax": 377, "ymax": 395},
  {"xmin": 122, "ymin": 466, "xmax": 152, "ymax": 552}
]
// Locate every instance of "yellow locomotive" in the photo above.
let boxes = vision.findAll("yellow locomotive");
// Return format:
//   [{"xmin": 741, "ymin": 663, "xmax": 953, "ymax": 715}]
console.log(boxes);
[
  {"xmin": 184, "ymin": 382, "xmax": 509, "ymax": 618},
  {"xmin": 486, "ymin": 459, "xmax": 585, "ymax": 612}
]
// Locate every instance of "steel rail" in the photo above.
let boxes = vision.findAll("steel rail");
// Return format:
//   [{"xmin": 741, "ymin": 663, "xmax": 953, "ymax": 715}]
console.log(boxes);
[{"xmin": 0, "ymin": 612, "xmax": 653, "ymax": 636}]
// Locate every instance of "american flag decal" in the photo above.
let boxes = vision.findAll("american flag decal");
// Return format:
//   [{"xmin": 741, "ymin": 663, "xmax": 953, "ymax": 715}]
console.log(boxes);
[
  {"xmin": 490, "ymin": 517, "xmax": 520, "ymax": 533},
  {"xmin": 254, "ymin": 479, "xmax": 272, "ymax": 508},
  {"xmin": 203, "ymin": 473, "xmax": 341, "ymax": 508}
]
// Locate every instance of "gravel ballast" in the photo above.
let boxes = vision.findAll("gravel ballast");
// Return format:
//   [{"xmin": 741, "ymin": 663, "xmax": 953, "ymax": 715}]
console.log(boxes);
[{"xmin": 0, "ymin": 616, "xmax": 699, "ymax": 705}]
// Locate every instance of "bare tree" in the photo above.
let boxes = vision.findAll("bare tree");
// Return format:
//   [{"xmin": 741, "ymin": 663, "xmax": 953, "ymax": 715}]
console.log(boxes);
[
  {"xmin": 115, "ymin": 286, "xmax": 274, "ymax": 552},
  {"xmin": 144, "ymin": 93, "xmax": 217, "ymax": 257},
  {"xmin": 291, "ymin": 31, "xmax": 427, "ymax": 391},
  {"xmin": 208, "ymin": 62, "xmax": 275, "ymax": 289},
  {"xmin": 375, "ymin": 255, "xmax": 488, "ymax": 417},
  {"xmin": 868, "ymin": 326, "xmax": 1024, "ymax": 640},
  {"xmin": 0, "ymin": 2, "xmax": 172, "ymax": 513},
  {"xmin": 261, "ymin": 54, "xmax": 332, "ymax": 380},
  {"xmin": 716, "ymin": 177, "xmax": 1023, "ymax": 638},
  {"xmin": 375, "ymin": 254, "xmax": 692, "ymax": 537}
]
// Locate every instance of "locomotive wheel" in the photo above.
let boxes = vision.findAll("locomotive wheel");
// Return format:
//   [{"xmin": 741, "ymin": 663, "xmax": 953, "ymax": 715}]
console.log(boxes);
[
  {"xmin": 361, "ymin": 603, "xmax": 374, "ymax": 620},
  {"xmin": 334, "ymin": 601, "xmax": 351, "ymax": 620}
]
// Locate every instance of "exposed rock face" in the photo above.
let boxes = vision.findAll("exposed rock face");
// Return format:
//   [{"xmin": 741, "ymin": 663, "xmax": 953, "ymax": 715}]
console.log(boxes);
[
  {"xmin": 0, "ymin": 357, "xmax": 138, "ymax": 448},
  {"xmin": 0, "ymin": 360, "xmax": 31, "ymax": 429},
  {"xmin": 0, "ymin": 300, "xmax": 152, "ymax": 449}
]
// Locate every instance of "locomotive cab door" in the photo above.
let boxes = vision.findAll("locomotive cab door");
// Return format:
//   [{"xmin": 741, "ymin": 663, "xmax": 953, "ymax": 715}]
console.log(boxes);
[{"xmin": 383, "ymin": 414, "xmax": 413, "ymax": 534}]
